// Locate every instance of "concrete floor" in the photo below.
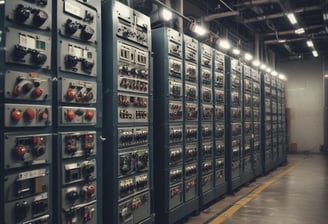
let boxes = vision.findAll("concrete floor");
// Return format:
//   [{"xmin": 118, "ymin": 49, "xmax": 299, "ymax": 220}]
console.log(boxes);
[{"xmin": 185, "ymin": 154, "xmax": 328, "ymax": 224}]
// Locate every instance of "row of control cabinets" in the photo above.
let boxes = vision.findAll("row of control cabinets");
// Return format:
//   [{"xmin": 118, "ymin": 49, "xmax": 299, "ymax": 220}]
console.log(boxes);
[{"xmin": 1, "ymin": 0, "xmax": 101, "ymax": 224}]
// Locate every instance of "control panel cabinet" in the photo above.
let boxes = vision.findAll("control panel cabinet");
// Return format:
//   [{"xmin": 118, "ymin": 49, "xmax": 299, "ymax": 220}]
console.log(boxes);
[
  {"xmin": 198, "ymin": 43, "xmax": 215, "ymax": 207},
  {"xmin": 152, "ymin": 27, "xmax": 199, "ymax": 224},
  {"xmin": 102, "ymin": 2, "xmax": 153, "ymax": 224},
  {"xmin": 251, "ymin": 69, "xmax": 262, "ymax": 177},
  {"xmin": 213, "ymin": 50, "xmax": 227, "ymax": 199},
  {"xmin": 225, "ymin": 57, "xmax": 242, "ymax": 192},
  {"xmin": 183, "ymin": 35, "xmax": 199, "ymax": 211},
  {"xmin": 261, "ymin": 72, "xmax": 273, "ymax": 173},
  {"xmin": 1, "ymin": 1, "xmax": 53, "ymax": 223},
  {"xmin": 241, "ymin": 65, "xmax": 255, "ymax": 185},
  {"xmin": 56, "ymin": 0, "xmax": 102, "ymax": 223}
]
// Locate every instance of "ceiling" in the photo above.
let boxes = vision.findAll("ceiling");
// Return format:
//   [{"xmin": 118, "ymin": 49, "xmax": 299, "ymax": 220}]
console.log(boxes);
[{"xmin": 183, "ymin": 0, "xmax": 328, "ymax": 60}]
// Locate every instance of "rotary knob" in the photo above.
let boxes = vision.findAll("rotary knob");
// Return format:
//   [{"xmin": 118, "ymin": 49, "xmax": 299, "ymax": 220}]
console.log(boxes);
[
  {"xmin": 32, "ymin": 10, "xmax": 48, "ymax": 27},
  {"xmin": 65, "ymin": 110, "xmax": 75, "ymax": 121},
  {"xmin": 31, "ymin": 51, "xmax": 47, "ymax": 65},
  {"xmin": 15, "ymin": 145, "xmax": 27, "ymax": 158},
  {"xmin": 84, "ymin": 110, "xmax": 94, "ymax": 120},
  {"xmin": 14, "ymin": 4, "xmax": 30, "ymax": 23},
  {"xmin": 66, "ymin": 191, "xmax": 79, "ymax": 203},
  {"xmin": 23, "ymin": 108, "xmax": 35, "ymax": 122},
  {"xmin": 31, "ymin": 87, "xmax": 43, "ymax": 98},
  {"xmin": 65, "ymin": 88, "xmax": 76, "ymax": 101},
  {"xmin": 11, "ymin": 109, "xmax": 22, "ymax": 122}
]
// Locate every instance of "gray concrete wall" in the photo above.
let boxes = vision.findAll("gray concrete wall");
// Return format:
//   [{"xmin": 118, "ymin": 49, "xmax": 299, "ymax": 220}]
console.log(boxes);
[{"xmin": 277, "ymin": 57, "xmax": 323, "ymax": 152}]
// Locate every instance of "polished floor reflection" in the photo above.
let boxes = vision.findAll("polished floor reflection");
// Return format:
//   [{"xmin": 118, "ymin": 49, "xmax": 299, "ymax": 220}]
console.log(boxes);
[{"xmin": 185, "ymin": 154, "xmax": 328, "ymax": 224}]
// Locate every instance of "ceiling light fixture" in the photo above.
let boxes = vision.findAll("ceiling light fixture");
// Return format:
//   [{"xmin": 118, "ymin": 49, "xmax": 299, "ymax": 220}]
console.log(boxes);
[
  {"xmin": 271, "ymin": 71, "xmax": 278, "ymax": 76},
  {"xmin": 219, "ymin": 39, "xmax": 231, "ymax": 50},
  {"xmin": 312, "ymin": 50, "xmax": 319, "ymax": 57},
  {"xmin": 260, "ymin": 64, "xmax": 267, "ymax": 70},
  {"xmin": 306, "ymin": 40, "xmax": 314, "ymax": 48},
  {"xmin": 160, "ymin": 8, "xmax": 173, "ymax": 21},
  {"xmin": 190, "ymin": 23, "xmax": 207, "ymax": 36},
  {"xmin": 252, "ymin": 60, "xmax": 260, "ymax": 67},
  {"xmin": 232, "ymin": 48, "xmax": 240, "ymax": 55},
  {"xmin": 287, "ymin": 13, "xmax": 297, "ymax": 25},
  {"xmin": 266, "ymin": 67, "xmax": 272, "ymax": 73},
  {"xmin": 244, "ymin": 53, "xmax": 253, "ymax": 61},
  {"xmin": 295, "ymin": 28, "xmax": 305, "ymax": 34},
  {"xmin": 278, "ymin": 74, "xmax": 287, "ymax": 80}
]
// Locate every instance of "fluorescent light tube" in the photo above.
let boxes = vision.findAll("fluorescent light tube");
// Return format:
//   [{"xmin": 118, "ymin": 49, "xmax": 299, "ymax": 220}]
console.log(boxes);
[
  {"xmin": 306, "ymin": 40, "xmax": 314, "ymax": 48},
  {"xmin": 295, "ymin": 28, "xmax": 305, "ymax": 34},
  {"xmin": 287, "ymin": 13, "xmax": 297, "ymax": 25},
  {"xmin": 312, "ymin": 50, "xmax": 318, "ymax": 57}
]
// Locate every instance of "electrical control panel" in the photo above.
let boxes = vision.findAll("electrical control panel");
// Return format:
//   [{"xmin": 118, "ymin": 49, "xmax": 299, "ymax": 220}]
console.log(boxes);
[
  {"xmin": 59, "ymin": 40, "xmax": 97, "ymax": 76},
  {"xmin": 58, "ymin": 0, "xmax": 97, "ymax": 43},
  {"xmin": 1, "ymin": 1, "xmax": 55, "ymax": 223},
  {"xmin": 4, "ymin": 132, "xmax": 52, "ymax": 169},
  {"xmin": 6, "ymin": 27, "xmax": 51, "ymax": 69},
  {"xmin": 5, "ymin": 103, "xmax": 52, "ymax": 127},
  {"xmin": 4, "ymin": 70, "xmax": 51, "ymax": 101},
  {"xmin": 59, "ymin": 77, "xmax": 97, "ymax": 104},
  {"xmin": 4, "ymin": 168, "xmax": 50, "ymax": 224},
  {"xmin": 56, "ymin": 0, "xmax": 102, "ymax": 223},
  {"xmin": 59, "ymin": 106, "xmax": 96, "ymax": 125},
  {"xmin": 5, "ymin": 0, "xmax": 52, "ymax": 30},
  {"xmin": 102, "ymin": 2, "xmax": 152, "ymax": 223},
  {"xmin": 60, "ymin": 131, "xmax": 97, "ymax": 159},
  {"xmin": 214, "ymin": 50, "xmax": 226, "ymax": 193}
]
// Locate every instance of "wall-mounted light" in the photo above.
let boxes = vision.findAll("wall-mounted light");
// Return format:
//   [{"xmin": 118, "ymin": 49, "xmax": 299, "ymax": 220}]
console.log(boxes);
[
  {"xmin": 312, "ymin": 50, "xmax": 319, "ymax": 57},
  {"xmin": 252, "ymin": 60, "xmax": 260, "ymax": 67},
  {"xmin": 161, "ymin": 8, "xmax": 173, "ymax": 21},
  {"xmin": 295, "ymin": 28, "xmax": 305, "ymax": 34},
  {"xmin": 232, "ymin": 48, "xmax": 240, "ymax": 55},
  {"xmin": 306, "ymin": 40, "xmax": 314, "ymax": 48},
  {"xmin": 219, "ymin": 39, "xmax": 231, "ymax": 50},
  {"xmin": 266, "ymin": 67, "xmax": 272, "ymax": 73},
  {"xmin": 189, "ymin": 23, "xmax": 207, "ymax": 36},
  {"xmin": 287, "ymin": 13, "xmax": 297, "ymax": 25},
  {"xmin": 271, "ymin": 71, "xmax": 278, "ymax": 76},
  {"xmin": 244, "ymin": 53, "xmax": 253, "ymax": 61}
]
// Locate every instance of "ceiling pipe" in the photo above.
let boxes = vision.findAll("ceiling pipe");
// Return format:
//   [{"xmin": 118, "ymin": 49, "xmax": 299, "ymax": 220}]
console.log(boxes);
[
  {"xmin": 263, "ymin": 25, "xmax": 324, "ymax": 36},
  {"xmin": 243, "ymin": 5, "xmax": 322, "ymax": 23},
  {"xmin": 233, "ymin": 0, "xmax": 279, "ymax": 7},
  {"xmin": 203, "ymin": 11, "xmax": 240, "ymax": 22},
  {"xmin": 264, "ymin": 37, "xmax": 306, "ymax": 44}
]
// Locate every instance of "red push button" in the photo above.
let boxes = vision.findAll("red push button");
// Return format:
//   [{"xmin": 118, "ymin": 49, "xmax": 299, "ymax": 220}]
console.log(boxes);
[{"xmin": 24, "ymin": 108, "xmax": 35, "ymax": 122}]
